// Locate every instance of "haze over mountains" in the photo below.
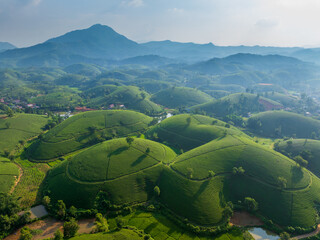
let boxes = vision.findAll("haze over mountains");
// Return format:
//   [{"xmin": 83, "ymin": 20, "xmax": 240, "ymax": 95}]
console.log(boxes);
[{"xmin": 1, "ymin": 24, "xmax": 320, "ymax": 67}]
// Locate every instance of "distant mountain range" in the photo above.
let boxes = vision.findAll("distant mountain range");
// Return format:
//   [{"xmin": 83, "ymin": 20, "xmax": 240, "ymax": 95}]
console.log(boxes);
[
  {"xmin": 0, "ymin": 42, "xmax": 16, "ymax": 52},
  {"xmin": 1, "ymin": 24, "xmax": 320, "ymax": 67}
]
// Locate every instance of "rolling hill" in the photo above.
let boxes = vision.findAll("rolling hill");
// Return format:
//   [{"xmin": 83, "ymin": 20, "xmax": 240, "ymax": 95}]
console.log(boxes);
[
  {"xmin": 85, "ymin": 85, "xmax": 163, "ymax": 114},
  {"xmin": 27, "ymin": 110, "xmax": 154, "ymax": 161},
  {"xmin": 43, "ymin": 134, "xmax": 320, "ymax": 227},
  {"xmin": 43, "ymin": 138, "xmax": 176, "ymax": 208},
  {"xmin": 191, "ymin": 93, "xmax": 283, "ymax": 117},
  {"xmin": 151, "ymin": 87, "xmax": 213, "ymax": 109},
  {"xmin": 146, "ymin": 114, "xmax": 246, "ymax": 151},
  {"xmin": 247, "ymin": 111, "xmax": 320, "ymax": 138}
]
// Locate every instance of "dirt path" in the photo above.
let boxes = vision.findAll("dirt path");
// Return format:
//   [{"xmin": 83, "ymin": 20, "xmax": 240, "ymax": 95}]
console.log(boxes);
[
  {"xmin": 230, "ymin": 211, "xmax": 263, "ymax": 227},
  {"xmin": 10, "ymin": 164, "xmax": 23, "ymax": 194},
  {"xmin": 4, "ymin": 218, "xmax": 95, "ymax": 240},
  {"xmin": 292, "ymin": 224, "xmax": 320, "ymax": 239}
]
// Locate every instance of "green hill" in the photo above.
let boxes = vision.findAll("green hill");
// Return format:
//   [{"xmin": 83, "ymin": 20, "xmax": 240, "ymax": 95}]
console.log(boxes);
[
  {"xmin": 0, "ymin": 157, "xmax": 19, "ymax": 193},
  {"xmin": 44, "ymin": 134, "xmax": 320, "ymax": 227},
  {"xmin": 247, "ymin": 111, "xmax": 320, "ymax": 138},
  {"xmin": 164, "ymin": 135, "xmax": 320, "ymax": 227},
  {"xmin": 262, "ymin": 92, "xmax": 300, "ymax": 108},
  {"xmin": 85, "ymin": 85, "xmax": 163, "ymax": 114},
  {"xmin": 27, "ymin": 110, "xmax": 154, "ymax": 161},
  {"xmin": 277, "ymin": 139, "xmax": 320, "ymax": 177},
  {"xmin": 43, "ymin": 138, "xmax": 176, "ymax": 208},
  {"xmin": 146, "ymin": 114, "xmax": 246, "ymax": 151},
  {"xmin": 0, "ymin": 114, "xmax": 48, "ymax": 152},
  {"xmin": 151, "ymin": 87, "xmax": 213, "ymax": 109},
  {"xmin": 191, "ymin": 93, "xmax": 283, "ymax": 118}
]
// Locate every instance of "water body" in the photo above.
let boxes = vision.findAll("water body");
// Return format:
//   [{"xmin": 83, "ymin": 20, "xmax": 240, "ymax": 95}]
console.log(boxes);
[
  {"xmin": 158, "ymin": 112, "xmax": 173, "ymax": 123},
  {"xmin": 249, "ymin": 228, "xmax": 279, "ymax": 240}
]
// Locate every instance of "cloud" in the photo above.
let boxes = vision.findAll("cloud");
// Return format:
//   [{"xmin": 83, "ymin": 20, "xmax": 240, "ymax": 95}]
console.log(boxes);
[
  {"xmin": 255, "ymin": 18, "xmax": 279, "ymax": 29},
  {"xmin": 167, "ymin": 8, "xmax": 185, "ymax": 14},
  {"xmin": 31, "ymin": 0, "xmax": 42, "ymax": 6},
  {"xmin": 121, "ymin": 0, "xmax": 144, "ymax": 7}
]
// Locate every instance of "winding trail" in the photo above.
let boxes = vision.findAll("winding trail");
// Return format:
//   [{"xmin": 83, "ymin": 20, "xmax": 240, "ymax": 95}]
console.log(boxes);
[
  {"xmin": 292, "ymin": 224, "xmax": 320, "ymax": 239},
  {"xmin": 9, "ymin": 164, "xmax": 23, "ymax": 194}
]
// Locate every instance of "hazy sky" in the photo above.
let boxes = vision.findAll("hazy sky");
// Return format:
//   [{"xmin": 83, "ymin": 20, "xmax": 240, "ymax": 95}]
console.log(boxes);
[{"xmin": 1, "ymin": 0, "xmax": 320, "ymax": 48}]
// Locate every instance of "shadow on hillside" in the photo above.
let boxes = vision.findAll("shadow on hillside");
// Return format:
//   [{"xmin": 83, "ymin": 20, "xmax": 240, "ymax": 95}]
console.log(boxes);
[
  {"xmin": 291, "ymin": 165, "xmax": 304, "ymax": 185},
  {"xmin": 193, "ymin": 181, "xmax": 209, "ymax": 200},
  {"xmin": 131, "ymin": 154, "xmax": 147, "ymax": 167},
  {"xmin": 108, "ymin": 146, "xmax": 129, "ymax": 158}
]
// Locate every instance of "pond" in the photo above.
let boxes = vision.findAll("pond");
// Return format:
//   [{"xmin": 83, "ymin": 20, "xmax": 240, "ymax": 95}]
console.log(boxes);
[{"xmin": 249, "ymin": 228, "xmax": 279, "ymax": 240}]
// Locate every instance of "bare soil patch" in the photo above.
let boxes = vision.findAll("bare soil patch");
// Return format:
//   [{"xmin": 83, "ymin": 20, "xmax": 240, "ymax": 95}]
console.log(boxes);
[
  {"xmin": 230, "ymin": 211, "xmax": 263, "ymax": 227},
  {"xmin": 4, "ymin": 217, "xmax": 95, "ymax": 240}
]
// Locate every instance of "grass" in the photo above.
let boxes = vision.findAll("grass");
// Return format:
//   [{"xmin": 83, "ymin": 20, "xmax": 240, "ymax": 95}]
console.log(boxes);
[
  {"xmin": 0, "ymin": 157, "xmax": 19, "ymax": 193},
  {"xmin": 191, "ymin": 93, "xmax": 282, "ymax": 117},
  {"xmin": 107, "ymin": 210, "xmax": 245, "ymax": 240},
  {"xmin": 146, "ymin": 114, "xmax": 246, "ymax": 151},
  {"xmin": 151, "ymin": 87, "xmax": 213, "ymax": 109},
  {"xmin": 70, "ymin": 229, "xmax": 144, "ymax": 240},
  {"xmin": 247, "ymin": 111, "xmax": 320, "ymax": 138},
  {"xmin": 43, "ymin": 138, "xmax": 176, "ymax": 208},
  {"xmin": 27, "ymin": 110, "xmax": 154, "ymax": 161},
  {"xmin": 277, "ymin": 139, "xmax": 320, "ymax": 177},
  {"xmin": 12, "ymin": 157, "xmax": 51, "ymax": 209},
  {"xmin": 0, "ymin": 113, "xmax": 48, "ymax": 152}
]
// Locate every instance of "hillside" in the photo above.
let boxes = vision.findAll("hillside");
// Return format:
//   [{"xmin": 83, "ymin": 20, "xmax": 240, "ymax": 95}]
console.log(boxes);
[
  {"xmin": 84, "ymin": 85, "xmax": 163, "ymax": 114},
  {"xmin": 43, "ymin": 138, "xmax": 176, "ymax": 207},
  {"xmin": 0, "ymin": 114, "xmax": 48, "ymax": 152},
  {"xmin": 0, "ymin": 157, "xmax": 20, "ymax": 193},
  {"xmin": 164, "ymin": 135, "xmax": 320, "ymax": 227},
  {"xmin": 151, "ymin": 87, "xmax": 213, "ymax": 109},
  {"xmin": 146, "ymin": 114, "xmax": 246, "ymax": 151},
  {"xmin": 247, "ymin": 111, "xmax": 320, "ymax": 138},
  {"xmin": 191, "ymin": 93, "xmax": 283, "ymax": 117},
  {"xmin": 277, "ymin": 139, "xmax": 320, "ymax": 177},
  {"xmin": 27, "ymin": 110, "xmax": 153, "ymax": 161}
]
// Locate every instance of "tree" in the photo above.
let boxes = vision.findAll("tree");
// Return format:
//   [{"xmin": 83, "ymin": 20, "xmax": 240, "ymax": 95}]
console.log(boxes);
[
  {"xmin": 19, "ymin": 227, "xmax": 32, "ymax": 240},
  {"xmin": 280, "ymin": 232, "xmax": 290, "ymax": 240},
  {"xmin": 92, "ymin": 213, "xmax": 109, "ymax": 233},
  {"xmin": 208, "ymin": 170, "xmax": 215, "ymax": 178},
  {"xmin": 186, "ymin": 117, "xmax": 191, "ymax": 126},
  {"xmin": 154, "ymin": 186, "xmax": 160, "ymax": 197},
  {"xmin": 294, "ymin": 156, "xmax": 308, "ymax": 168},
  {"xmin": 42, "ymin": 196, "xmax": 51, "ymax": 208},
  {"xmin": 63, "ymin": 218, "xmax": 79, "ymax": 239},
  {"xmin": 126, "ymin": 136, "xmax": 134, "ymax": 145},
  {"xmin": 186, "ymin": 168, "xmax": 193, "ymax": 179},
  {"xmin": 56, "ymin": 200, "xmax": 66, "ymax": 219},
  {"xmin": 232, "ymin": 167, "xmax": 245, "ymax": 175},
  {"xmin": 54, "ymin": 229, "xmax": 63, "ymax": 240},
  {"xmin": 68, "ymin": 206, "xmax": 77, "ymax": 218},
  {"xmin": 5, "ymin": 122, "xmax": 10, "ymax": 129},
  {"xmin": 6, "ymin": 108, "xmax": 14, "ymax": 118},
  {"xmin": 145, "ymin": 147, "xmax": 150, "ymax": 154},
  {"xmin": 244, "ymin": 197, "xmax": 258, "ymax": 212},
  {"xmin": 277, "ymin": 177, "xmax": 287, "ymax": 190}
]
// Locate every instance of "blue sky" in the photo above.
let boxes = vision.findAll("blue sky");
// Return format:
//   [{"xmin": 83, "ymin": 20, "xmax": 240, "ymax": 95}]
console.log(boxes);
[{"xmin": 1, "ymin": 0, "xmax": 320, "ymax": 47}]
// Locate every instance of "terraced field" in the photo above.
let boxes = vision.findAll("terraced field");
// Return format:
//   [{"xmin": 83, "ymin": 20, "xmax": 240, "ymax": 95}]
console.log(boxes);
[
  {"xmin": 146, "ymin": 114, "xmax": 246, "ymax": 151},
  {"xmin": 0, "ymin": 157, "xmax": 20, "ymax": 193},
  {"xmin": 27, "ymin": 110, "xmax": 154, "ymax": 161},
  {"xmin": 0, "ymin": 114, "xmax": 48, "ymax": 152}
]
